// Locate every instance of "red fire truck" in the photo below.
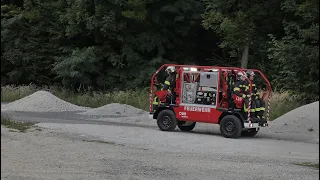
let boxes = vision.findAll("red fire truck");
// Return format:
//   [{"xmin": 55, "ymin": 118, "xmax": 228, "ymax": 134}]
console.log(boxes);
[{"xmin": 149, "ymin": 64, "xmax": 271, "ymax": 138}]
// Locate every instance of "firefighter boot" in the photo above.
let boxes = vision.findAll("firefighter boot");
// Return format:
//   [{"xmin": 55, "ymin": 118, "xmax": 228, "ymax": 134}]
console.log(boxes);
[
  {"xmin": 249, "ymin": 112, "xmax": 259, "ymax": 123},
  {"xmin": 259, "ymin": 110, "xmax": 265, "ymax": 118},
  {"xmin": 258, "ymin": 110, "xmax": 266, "ymax": 125}
]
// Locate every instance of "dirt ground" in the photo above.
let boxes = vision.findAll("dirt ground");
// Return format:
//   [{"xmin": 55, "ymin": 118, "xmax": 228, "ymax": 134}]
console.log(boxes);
[{"xmin": 1, "ymin": 123, "xmax": 319, "ymax": 180}]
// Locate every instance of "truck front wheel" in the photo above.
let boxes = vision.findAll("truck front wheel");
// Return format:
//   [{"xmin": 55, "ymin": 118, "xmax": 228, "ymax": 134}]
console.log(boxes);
[
  {"xmin": 220, "ymin": 115, "xmax": 242, "ymax": 138},
  {"xmin": 157, "ymin": 109, "xmax": 177, "ymax": 131}
]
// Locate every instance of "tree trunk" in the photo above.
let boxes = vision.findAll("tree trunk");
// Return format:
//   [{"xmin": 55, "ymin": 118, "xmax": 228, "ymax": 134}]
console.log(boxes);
[{"xmin": 240, "ymin": 43, "xmax": 249, "ymax": 68}]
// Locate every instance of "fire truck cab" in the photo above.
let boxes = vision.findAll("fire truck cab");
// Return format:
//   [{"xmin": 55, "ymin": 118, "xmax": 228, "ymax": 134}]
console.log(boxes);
[{"xmin": 149, "ymin": 64, "xmax": 271, "ymax": 138}]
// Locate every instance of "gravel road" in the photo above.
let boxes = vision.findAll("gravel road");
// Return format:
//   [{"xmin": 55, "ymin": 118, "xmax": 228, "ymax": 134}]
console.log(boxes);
[
  {"xmin": 1, "ymin": 97, "xmax": 319, "ymax": 180},
  {"xmin": 2, "ymin": 110, "xmax": 319, "ymax": 144},
  {"xmin": 2, "ymin": 121, "xmax": 319, "ymax": 180}
]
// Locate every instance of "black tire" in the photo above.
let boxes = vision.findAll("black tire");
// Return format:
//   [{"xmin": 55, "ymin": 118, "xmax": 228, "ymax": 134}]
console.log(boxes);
[
  {"xmin": 157, "ymin": 109, "xmax": 177, "ymax": 131},
  {"xmin": 178, "ymin": 122, "xmax": 196, "ymax": 132},
  {"xmin": 241, "ymin": 129, "xmax": 259, "ymax": 137},
  {"xmin": 220, "ymin": 115, "xmax": 242, "ymax": 138}
]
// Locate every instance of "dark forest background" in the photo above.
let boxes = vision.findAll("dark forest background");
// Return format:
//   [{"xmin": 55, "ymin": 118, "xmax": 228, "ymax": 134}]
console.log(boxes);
[{"xmin": 1, "ymin": 0, "xmax": 319, "ymax": 101}]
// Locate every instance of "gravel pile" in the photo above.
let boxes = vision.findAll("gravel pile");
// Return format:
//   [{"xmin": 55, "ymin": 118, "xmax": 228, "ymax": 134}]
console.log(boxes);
[
  {"xmin": 78, "ymin": 103, "xmax": 147, "ymax": 117},
  {"xmin": 1, "ymin": 90, "xmax": 89, "ymax": 112},
  {"xmin": 261, "ymin": 101, "xmax": 319, "ymax": 143}
]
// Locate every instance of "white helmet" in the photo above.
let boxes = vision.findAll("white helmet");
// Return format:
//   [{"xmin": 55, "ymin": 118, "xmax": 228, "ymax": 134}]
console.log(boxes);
[
  {"xmin": 165, "ymin": 66, "xmax": 175, "ymax": 73},
  {"xmin": 237, "ymin": 71, "xmax": 246, "ymax": 77},
  {"xmin": 246, "ymin": 69, "xmax": 255, "ymax": 76}
]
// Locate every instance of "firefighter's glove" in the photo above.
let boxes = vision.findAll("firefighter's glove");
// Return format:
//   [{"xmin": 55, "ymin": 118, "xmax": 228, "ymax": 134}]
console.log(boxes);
[{"xmin": 246, "ymin": 94, "xmax": 251, "ymax": 98}]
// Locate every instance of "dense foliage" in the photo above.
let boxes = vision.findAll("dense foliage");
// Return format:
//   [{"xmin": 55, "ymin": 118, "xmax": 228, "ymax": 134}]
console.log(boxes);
[{"xmin": 1, "ymin": 0, "xmax": 319, "ymax": 101}]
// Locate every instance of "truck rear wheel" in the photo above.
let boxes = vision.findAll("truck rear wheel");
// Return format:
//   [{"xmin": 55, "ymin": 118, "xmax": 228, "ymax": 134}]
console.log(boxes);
[
  {"xmin": 178, "ymin": 122, "xmax": 196, "ymax": 132},
  {"xmin": 241, "ymin": 129, "xmax": 259, "ymax": 137},
  {"xmin": 157, "ymin": 109, "xmax": 177, "ymax": 131},
  {"xmin": 220, "ymin": 115, "xmax": 242, "ymax": 138}
]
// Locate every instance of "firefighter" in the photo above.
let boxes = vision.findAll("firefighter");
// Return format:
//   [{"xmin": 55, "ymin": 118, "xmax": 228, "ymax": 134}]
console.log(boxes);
[
  {"xmin": 163, "ymin": 66, "xmax": 177, "ymax": 103},
  {"xmin": 152, "ymin": 77, "xmax": 162, "ymax": 112},
  {"xmin": 233, "ymin": 71, "xmax": 257, "ymax": 121},
  {"xmin": 246, "ymin": 70, "xmax": 266, "ymax": 120},
  {"xmin": 163, "ymin": 66, "xmax": 176, "ymax": 91},
  {"xmin": 153, "ymin": 66, "xmax": 177, "ymax": 111}
]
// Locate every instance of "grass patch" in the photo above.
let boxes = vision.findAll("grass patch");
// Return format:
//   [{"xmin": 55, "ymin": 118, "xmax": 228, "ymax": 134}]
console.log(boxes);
[
  {"xmin": 1, "ymin": 115, "xmax": 36, "ymax": 132},
  {"xmin": 51, "ymin": 88, "xmax": 149, "ymax": 110},
  {"xmin": 1, "ymin": 84, "xmax": 37, "ymax": 102},
  {"xmin": 269, "ymin": 90, "xmax": 302, "ymax": 120},
  {"xmin": 1, "ymin": 85, "xmax": 149, "ymax": 110},
  {"xmin": 1, "ymin": 85, "xmax": 305, "ymax": 119},
  {"xmin": 295, "ymin": 162, "xmax": 319, "ymax": 169}
]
